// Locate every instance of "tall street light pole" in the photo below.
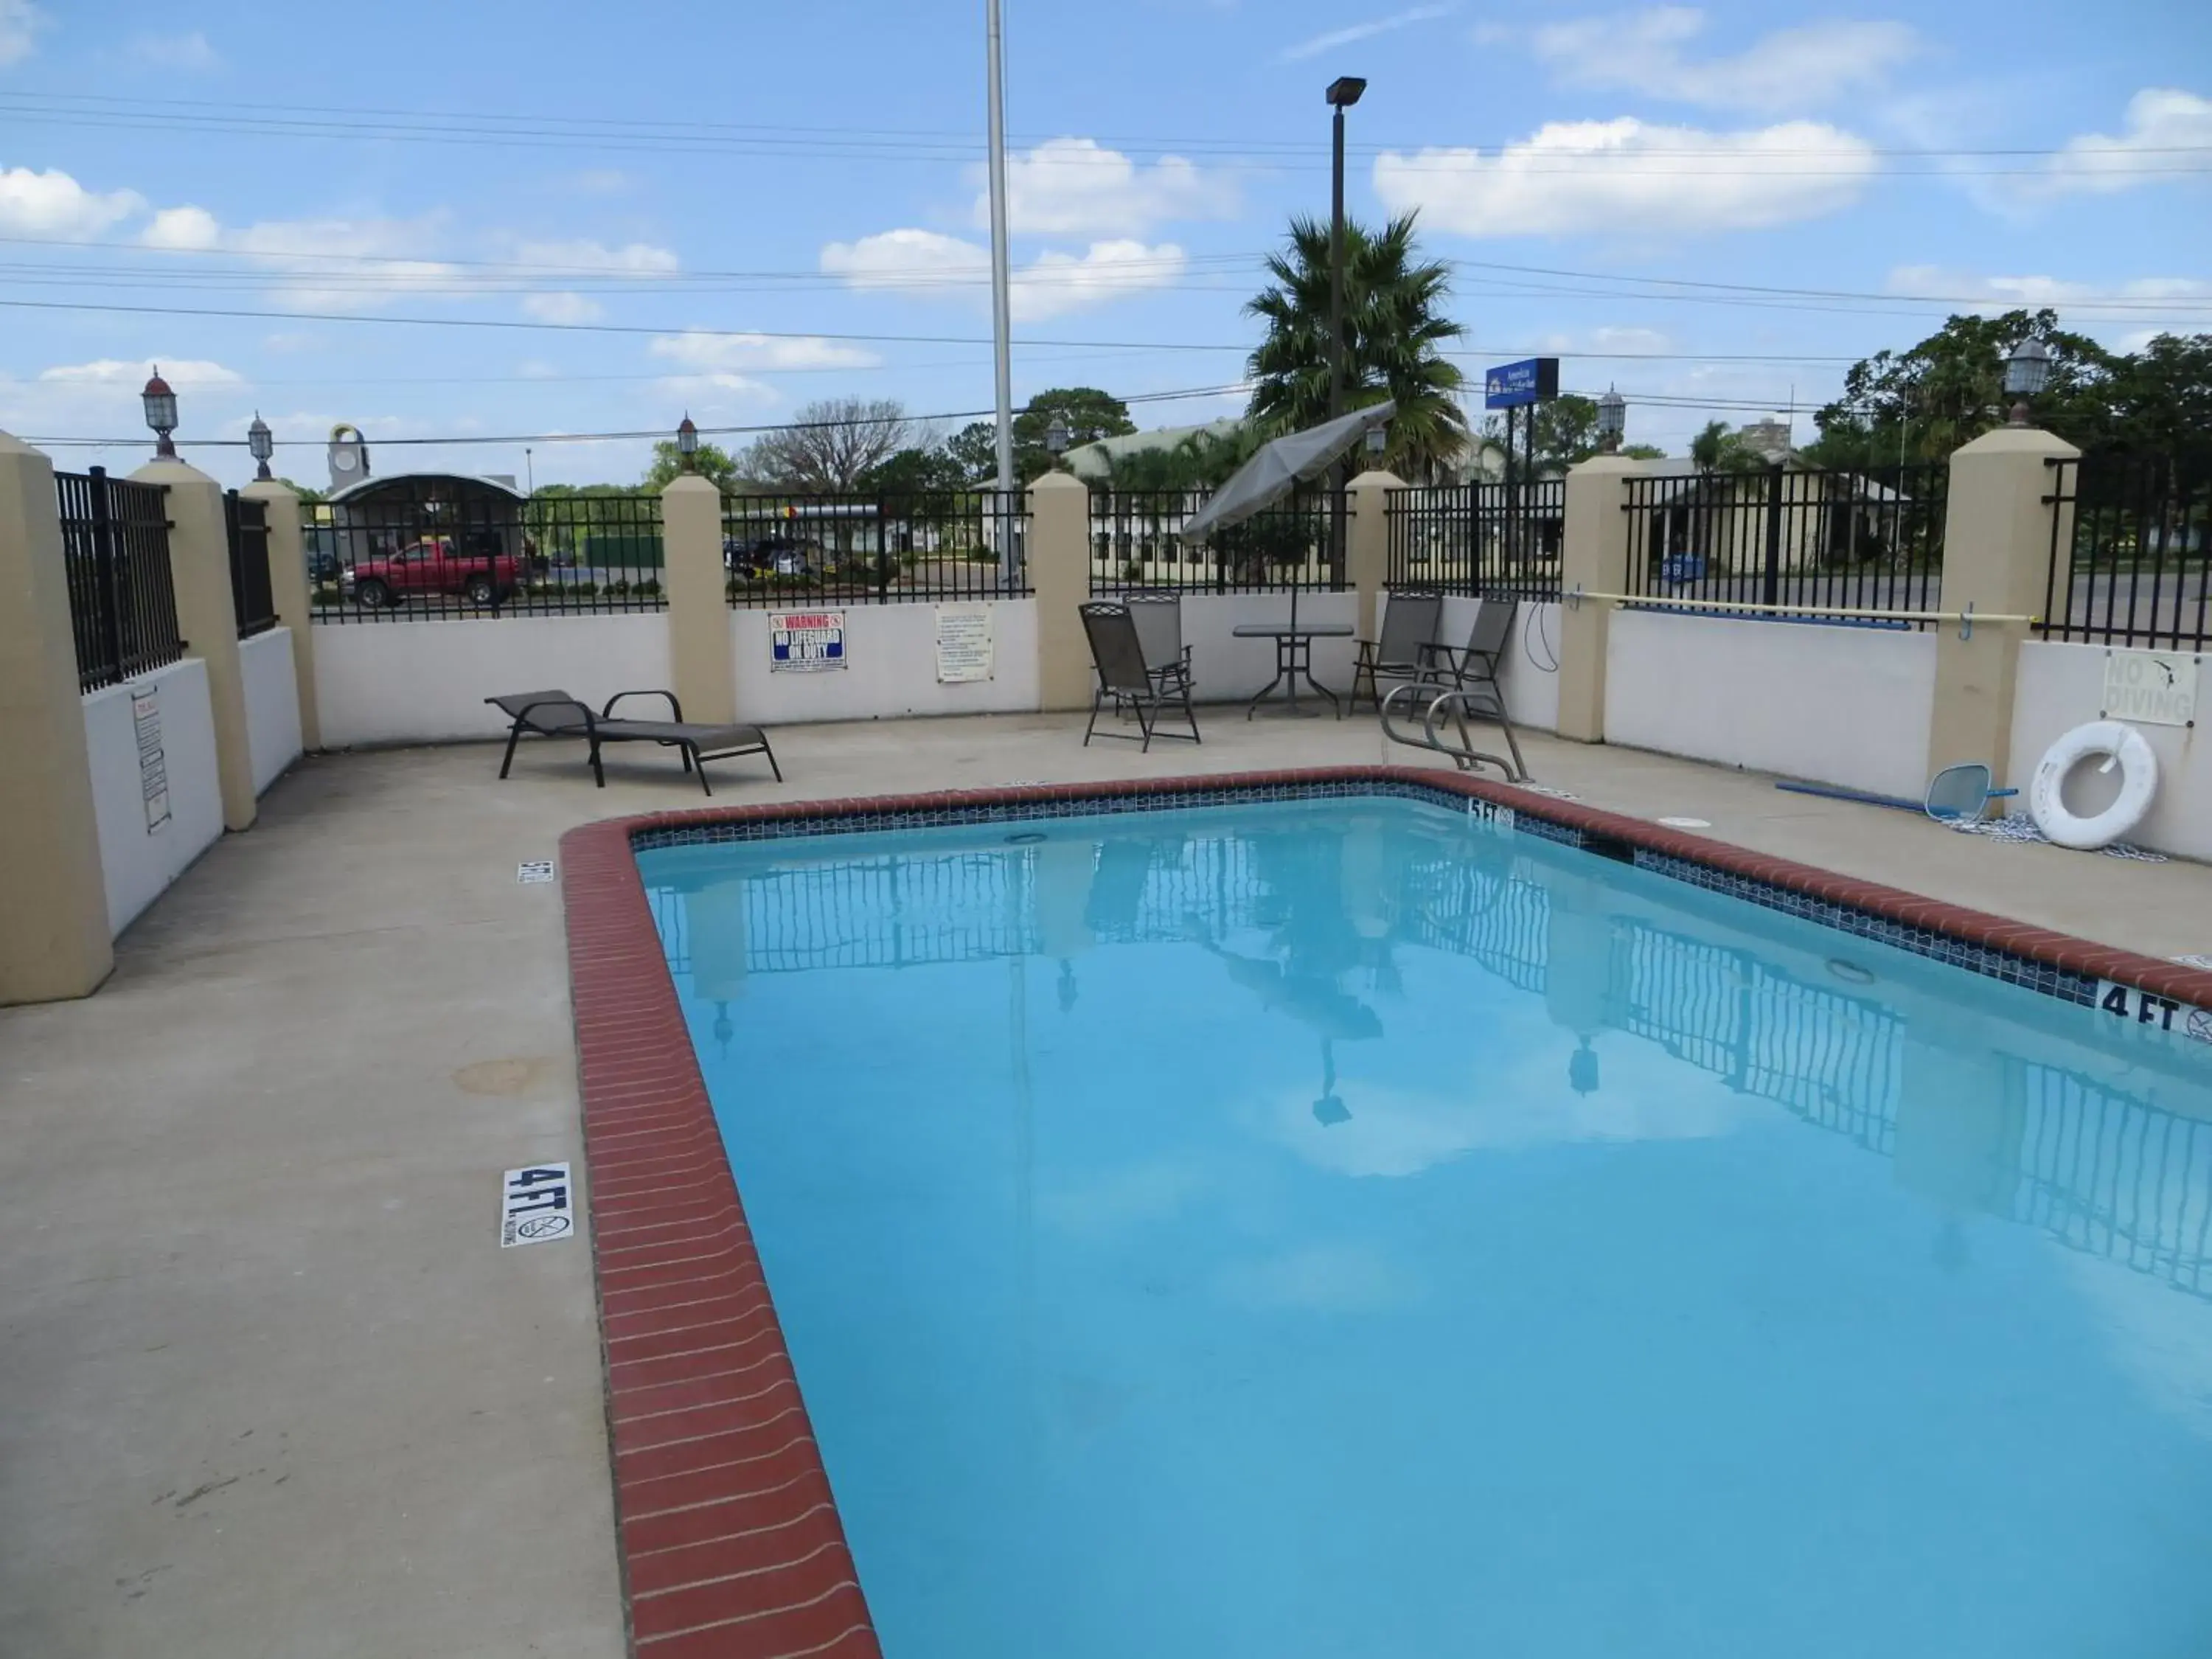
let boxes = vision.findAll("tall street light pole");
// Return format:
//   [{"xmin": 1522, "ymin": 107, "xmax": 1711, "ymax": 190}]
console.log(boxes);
[
  {"xmin": 1325, "ymin": 77, "xmax": 1366, "ymax": 427},
  {"xmin": 1324, "ymin": 77, "xmax": 1366, "ymax": 585},
  {"xmin": 985, "ymin": 0, "xmax": 1016, "ymax": 495}
]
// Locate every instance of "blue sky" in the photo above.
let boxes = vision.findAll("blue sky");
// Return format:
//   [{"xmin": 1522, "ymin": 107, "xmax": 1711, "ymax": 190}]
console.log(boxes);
[{"xmin": 1, "ymin": 0, "xmax": 2206, "ymax": 487}]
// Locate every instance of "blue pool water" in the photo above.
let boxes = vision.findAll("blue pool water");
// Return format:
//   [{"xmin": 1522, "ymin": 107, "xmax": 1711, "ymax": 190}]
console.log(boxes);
[{"xmin": 639, "ymin": 796, "xmax": 2212, "ymax": 1659}]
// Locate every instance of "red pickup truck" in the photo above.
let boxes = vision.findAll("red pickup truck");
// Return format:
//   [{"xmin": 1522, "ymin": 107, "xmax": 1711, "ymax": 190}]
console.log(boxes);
[{"xmin": 347, "ymin": 535, "xmax": 524, "ymax": 608}]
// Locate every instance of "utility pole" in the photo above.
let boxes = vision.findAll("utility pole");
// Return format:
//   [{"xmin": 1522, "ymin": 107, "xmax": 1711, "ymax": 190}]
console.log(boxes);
[{"xmin": 985, "ymin": 0, "xmax": 1015, "ymax": 495}]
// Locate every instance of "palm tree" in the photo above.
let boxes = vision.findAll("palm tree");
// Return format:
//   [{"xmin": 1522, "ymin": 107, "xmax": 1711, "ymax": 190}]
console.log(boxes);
[{"xmin": 1244, "ymin": 213, "xmax": 1469, "ymax": 479}]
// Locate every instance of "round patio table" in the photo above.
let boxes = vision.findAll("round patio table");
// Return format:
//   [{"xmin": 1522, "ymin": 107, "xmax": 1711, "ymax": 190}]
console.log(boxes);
[{"xmin": 1233, "ymin": 621, "xmax": 1354, "ymax": 719}]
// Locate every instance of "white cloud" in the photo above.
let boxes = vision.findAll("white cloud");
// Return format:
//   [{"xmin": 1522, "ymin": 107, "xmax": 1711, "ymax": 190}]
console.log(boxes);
[
  {"xmin": 648, "ymin": 330, "xmax": 879, "ymax": 372},
  {"xmin": 511, "ymin": 237, "xmax": 679, "ymax": 276},
  {"xmin": 40, "ymin": 357, "xmax": 242, "ymax": 387},
  {"xmin": 568, "ymin": 168, "xmax": 631, "ymax": 195},
  {"xmin": 0, "ymin": 165, "xmax": 145, "ymax": 237},
  {"xmin": 521, "ymin": 291, "xmax": 602, "ymax": 324},
  {"xmin": 821, "ymin": 228, "xmax": 1187, "ymax": 320},
  {"xmin": 1523, "ymin": 7, "xmax": 1916, "ymax": 113},
  {"xmin": 1279, "ymin": 4, "xmax": 1453, "ymax": 65},
  {"xmin": 142, "ymin": 204, "xmax": 220, "ymax": 249},
  {"xmin": 126, "ymin": 30, "xmax": 219, "ymax": 72},
  {"xmin": 1374, "ymin": 118, "xmax": 1875, "ymax": 237},
  {"xmin": 978, "ymin": 138, "xmax": 1235, "ymax": 237},
  {"xmin": 1885, "ymin": 265, "xmax": 2212, "ymax": 324},
  {"xmin": 0, "ymin": 0, "xmax": 46, "ymax": 67},
  {"xmin": 139, "ymin": 206, "xmax": 465, "ymax": 307},
  {"xmin": 2035, "ymin": 88, "xmax": 2212, "ymax": 198}
]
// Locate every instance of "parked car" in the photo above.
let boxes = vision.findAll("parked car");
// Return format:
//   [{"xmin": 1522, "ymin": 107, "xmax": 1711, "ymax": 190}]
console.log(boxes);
[
  {"xmin": 347, "ymin": 535, "xmax": 523, "ymax": 608},
  {"xmin": 724, "ymin": 536, "xmax": 824, "ymax": 578}
]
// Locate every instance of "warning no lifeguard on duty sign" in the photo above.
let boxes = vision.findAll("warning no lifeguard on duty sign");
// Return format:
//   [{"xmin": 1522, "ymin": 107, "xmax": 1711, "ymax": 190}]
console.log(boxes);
[{"xmin": 501, "ymin": 1162, "xmax": 576, "ymax": 1248}]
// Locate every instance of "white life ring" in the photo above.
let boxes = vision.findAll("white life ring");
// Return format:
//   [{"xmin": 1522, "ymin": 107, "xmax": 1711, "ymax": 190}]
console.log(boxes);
[{"xmin": 2028, "ymin": 721, "xmax": 2159, "ymax": 850}]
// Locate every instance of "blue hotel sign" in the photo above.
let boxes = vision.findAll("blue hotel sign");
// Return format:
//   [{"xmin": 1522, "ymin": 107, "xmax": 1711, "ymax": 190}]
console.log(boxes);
[{"xmin": 1484, "ymin": 357, "xmax": 1559, "ymax": 409}]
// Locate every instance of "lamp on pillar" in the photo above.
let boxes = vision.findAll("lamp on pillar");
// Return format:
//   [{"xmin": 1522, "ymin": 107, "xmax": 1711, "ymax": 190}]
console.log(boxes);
[
  {"xmin": 248, "ymin": 412, "xmax": 274, "ymax": 481},
  {"xmin": 142, "ymin": 367, "xmax": 179, "ymax": 459},
  {"xmin": 1363, "ymin": 420, "xmax": 1388, "ymax": 465},
  {"xmin": 676, "ymin": 414, "xmax": 700, "ymax": 472},
  {"xmin": 1046, "ymin": 414, "xmax": 1071, "ymax": 470},
  {"xmin": 1596, "ymin": 387, "xmax": 1627, "ymax": 454},
  {"xmin": 2003, "ymin": 337, "xmax": 2051, "ymax": 428}
]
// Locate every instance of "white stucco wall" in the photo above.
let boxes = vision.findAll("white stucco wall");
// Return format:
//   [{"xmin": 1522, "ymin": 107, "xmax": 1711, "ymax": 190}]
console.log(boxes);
[
  {"xmin": 82, "ymin": 657, "xmax": 224, "ymax": 938},
  {"xmin": 312, "ymin": 613, "xmax": 675, "ymax": 748},
  {"xmin": 1604, "ymin": 608, "xmax": 1938, "ymax": 799},
  {"xmin": 731, "ymin": 600, "xmax": 1040, "ymax": 724},
  {"xmin": 240, "ymin": 627, "xmax": 302, "ymax": 793},
  {"xmin": 1438, "ymin": 597, "xmax": 1562, "ymax": 733},
  {"xmin": 2010, "ymin": 640, "xmax": 2211, "ymax": 861}
]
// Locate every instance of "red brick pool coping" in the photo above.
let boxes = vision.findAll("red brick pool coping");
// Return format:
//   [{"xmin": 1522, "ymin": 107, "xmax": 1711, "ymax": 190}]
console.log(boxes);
[{"xmin": 559, "ymin": 765, "xmax": 2212, "ymax": 1657}]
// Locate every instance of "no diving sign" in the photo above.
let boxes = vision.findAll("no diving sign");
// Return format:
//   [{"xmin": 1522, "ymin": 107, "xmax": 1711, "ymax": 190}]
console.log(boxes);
[{"xmin": 501, "ymin": 1161, "xmax": 576, "ymax": 1248}]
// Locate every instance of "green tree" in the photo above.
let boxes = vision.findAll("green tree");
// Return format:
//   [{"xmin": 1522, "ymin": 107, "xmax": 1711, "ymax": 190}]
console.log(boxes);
[
  {"xmin": 2104, "ymin": 333, "xmax": 2212, "ymax": 478},
  {"xmin": 275, "ymin": 477, "xmax": 326, "ymax": 504},
  {"xmin": 945, "ymin": 420, "xmax": 999, "ymax": 485},
  {"xmin": 1688, "ymin": 419, "xmax": 1768, "ymax": 475},
  {"xmin": 1015, "ymin": 387, "xmax": 1135, "ymax": 482},
  {"xmin": 858, "ymin": 445, "xmax": 970, "ymax": 495},
  {"xmin": 1620, "ymin": 443, "xmax": 1668, "ymax": 461},
  {"xmin": 1092, "ymin": 425, "xmax": 1257, "ymax": 494},
  {"xmin": 1481, "ymin": 393, "xmax": 1604, "ymax": 474},
  {"xmin": 1809, "ymin": 310, "xmax": 2115, "ymax": 466},
  {"xmin": 641, "ymin": 438, "xmax": 742, "ymax": 493},
  {"xmin": 1244, "ymin": 212, "xmax": 1469, "ymax": 479}
]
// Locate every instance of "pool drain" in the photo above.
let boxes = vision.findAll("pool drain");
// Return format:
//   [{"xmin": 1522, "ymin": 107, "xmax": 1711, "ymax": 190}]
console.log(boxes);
[
  {"xmin": 1826, "ymin": 959, "xmax": 1876, "ymax": 985},
  {"xmin": 1005, "ymin": 830, "xmax": 1047, "ymax": 845}
]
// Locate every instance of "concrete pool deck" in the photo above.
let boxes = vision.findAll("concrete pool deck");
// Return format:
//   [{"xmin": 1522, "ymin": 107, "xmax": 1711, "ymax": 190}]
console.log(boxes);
[{"xmin": 4, "ymin": 712, "xmax": 2210, "ymax": 1658}]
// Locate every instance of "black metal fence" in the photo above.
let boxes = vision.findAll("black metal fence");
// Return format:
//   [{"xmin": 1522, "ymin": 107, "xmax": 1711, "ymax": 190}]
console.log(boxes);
[
  {"xmin": 722, "ymin": 492, "xmax": 1029, "ymax": 608},
  {"xmin": 1624, "ymin": 462, "xmax": 1948, "ymax": 625},
  {"xmin": 55, "ymin": 467, "xmax": 184, "ymax": 694},
  {"xmin": 310, "ymin": 480, "xmax": 667, "ymax": 623},
  {"xmin": 226, "ymin": 490, "xmax": 277, "ymax": 639},
  {"xmin": 2041, "ymin": 453, "xmax": 2211, "ymax": 650},
  {"xmin": 1385, "ymin": 481, "xmax": 1565, "ymax": 600},
  {"xmin": 1088, "ymin": 487, "xmax": 1345, "ymax": 595}
]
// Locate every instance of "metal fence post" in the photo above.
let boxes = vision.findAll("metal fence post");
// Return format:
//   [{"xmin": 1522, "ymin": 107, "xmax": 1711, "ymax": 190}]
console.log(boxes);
[
  {"xmin": 1760, "ymin": 460, "xmax": 1785, "ymax": 608},
  {"xmin": 88, "ymin": 467, "xmax": 128, "ymax": 682}
]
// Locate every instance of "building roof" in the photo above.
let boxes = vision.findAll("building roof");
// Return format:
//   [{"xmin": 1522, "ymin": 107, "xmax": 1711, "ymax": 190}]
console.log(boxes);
[{"xmin": 327, "ymin": 471, "xmax": 529, "ymax": 506}]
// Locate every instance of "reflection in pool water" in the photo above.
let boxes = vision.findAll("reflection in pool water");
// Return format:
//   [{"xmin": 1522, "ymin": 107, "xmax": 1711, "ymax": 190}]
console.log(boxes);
[{"xmin": 642, "ymin": 797, "xmax": 2212, "ymax": 1659}]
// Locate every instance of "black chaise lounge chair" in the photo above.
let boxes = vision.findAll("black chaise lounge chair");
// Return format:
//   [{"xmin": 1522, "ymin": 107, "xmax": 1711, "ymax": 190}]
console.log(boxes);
[{"xmin": 487, "ymin": 690, "xmax": 781, "ymax": 797}]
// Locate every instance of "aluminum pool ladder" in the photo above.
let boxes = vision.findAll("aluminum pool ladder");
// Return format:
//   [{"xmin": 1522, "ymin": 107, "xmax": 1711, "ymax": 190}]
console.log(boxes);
[{"xmin": 1379, "ymin": 680, "xmax": 1527, "ymax": 782}]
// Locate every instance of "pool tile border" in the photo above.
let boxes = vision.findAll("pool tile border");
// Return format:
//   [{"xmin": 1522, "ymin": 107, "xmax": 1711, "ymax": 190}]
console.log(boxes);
[{"xmin": 562, "ymin": 764, "xmax": 2212, "ymax": 1656}]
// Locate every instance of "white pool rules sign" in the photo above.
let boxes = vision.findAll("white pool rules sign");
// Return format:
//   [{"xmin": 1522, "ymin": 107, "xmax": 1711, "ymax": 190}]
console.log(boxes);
[{"xmin": 501, "ymin": 1161, "xmax": 576, "ymax": 1248}]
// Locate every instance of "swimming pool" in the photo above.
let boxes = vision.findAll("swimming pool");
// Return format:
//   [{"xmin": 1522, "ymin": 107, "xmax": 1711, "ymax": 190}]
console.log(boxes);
[{"xmin": 588, "ymin": 776, "xmax": 2212, "ymax": 1658}]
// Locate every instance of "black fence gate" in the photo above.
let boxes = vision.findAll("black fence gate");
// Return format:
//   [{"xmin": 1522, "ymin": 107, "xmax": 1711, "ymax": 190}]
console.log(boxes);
[
  {"xmin": 2042, "ymin": 452, "xmax": 2211, "ymax": 650},
  {"xmin": 55, "ymin": 466, "xmax": 185, "ymax": 693},
  {"xmin": 226, "ymin": 490, "xmax": 277, "ymax": 639}
]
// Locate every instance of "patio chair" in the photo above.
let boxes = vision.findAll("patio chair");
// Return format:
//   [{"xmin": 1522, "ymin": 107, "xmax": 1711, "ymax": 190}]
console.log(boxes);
[
  {"xmin": 487, "ymin": 689, "xmax": 781, "ymax": 797},
  {"xmin": 1079, "ymin": 602, "xmax": 1200, "ymax": 753},
  {"xmin": 1351, "ymin": 588, "xmax": 1444, "ymax": 713},
  {"xmin": 1121, "ymin": 589, "xmax": 1194, "ymax": 695}
]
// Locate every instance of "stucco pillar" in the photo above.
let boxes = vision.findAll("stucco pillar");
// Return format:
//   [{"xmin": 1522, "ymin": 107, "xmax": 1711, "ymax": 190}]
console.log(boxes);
[
  {"xmin": 240, "ymin": 478, "xmax": 320, "ymax": 751},
  {"xmin": 0, "ymin": 431, "xmax": 114, "ymax": 1003},
  {"xmin": 1555, "ymin": 456, "xmax": 1640, "ymax": 744},
  {"xmin": 1930, "ymin": 427, "xmax": 2077, "ymax": 790},
  {"xmin": 134, "ymin": 458, "xmax": 254, "ymax": 831},
  {"xmin": 661, "ymin": 474, "xmax": 736, "ymax": 726},
  {"xmin": 1346, "ymin": 467, "xmax": 1404, "ymax": 642},
  {"xmin": 1030, "ymin": 470, "xmax": 1093, "ymax": 713}
]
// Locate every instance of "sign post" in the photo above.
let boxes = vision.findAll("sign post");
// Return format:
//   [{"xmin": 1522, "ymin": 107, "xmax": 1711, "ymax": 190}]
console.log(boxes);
[{"xmin": 1485, "ymin": 359, "xmax": 1559, "ymax": 572}]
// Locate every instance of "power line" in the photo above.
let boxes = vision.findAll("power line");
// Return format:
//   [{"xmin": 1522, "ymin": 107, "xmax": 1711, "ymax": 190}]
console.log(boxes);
[{"xmin": 17, "ymin": 381, "xmax": 1256, "ymax": 449}]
